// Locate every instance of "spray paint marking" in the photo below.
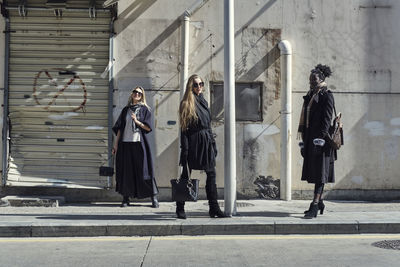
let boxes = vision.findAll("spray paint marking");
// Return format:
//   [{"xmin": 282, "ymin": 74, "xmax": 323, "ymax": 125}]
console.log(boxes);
[{"xmin": 33, "ymin": 68, "xmax": 87, "ymax": 112}]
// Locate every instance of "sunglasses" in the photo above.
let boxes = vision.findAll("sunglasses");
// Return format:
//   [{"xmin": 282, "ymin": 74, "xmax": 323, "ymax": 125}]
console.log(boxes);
[
  {"xmin": 132, "ymin": 90, "xmax": 143, "ymax": 96},
  {"xmin": 193, "ymin": 82, "xmax": 204, "ymax": 88}
]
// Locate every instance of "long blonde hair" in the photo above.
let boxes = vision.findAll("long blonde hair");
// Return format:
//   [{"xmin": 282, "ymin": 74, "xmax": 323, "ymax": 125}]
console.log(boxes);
[
  {"xmin": 179, "ymin": 74, "xmax": 202, "ymax": 130},
  {"xmin": 127, "ymin": 86, "xmax": 150, "ymax": 109}
]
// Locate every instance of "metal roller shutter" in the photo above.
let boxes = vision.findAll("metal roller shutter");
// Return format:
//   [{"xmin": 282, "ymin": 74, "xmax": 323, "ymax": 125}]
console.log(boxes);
[{"xmin": 6, "ymin": 2, "xmax": 112, "ymax": 188}]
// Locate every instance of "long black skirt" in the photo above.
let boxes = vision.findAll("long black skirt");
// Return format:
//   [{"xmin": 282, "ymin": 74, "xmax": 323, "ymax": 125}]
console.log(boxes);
[{"xmin": 115, "ymin": 142, "xmax": 157, "ymax": 199}]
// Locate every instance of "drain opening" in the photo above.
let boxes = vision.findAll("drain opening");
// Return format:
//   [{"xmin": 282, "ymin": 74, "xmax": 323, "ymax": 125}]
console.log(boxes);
[
  {"xmin": 203, "ymin": 201, "xmax": 254, "ymax": 208},
  {"xmin": 372, "ymin": 240, "xmax": 400, "ymax": 250}
]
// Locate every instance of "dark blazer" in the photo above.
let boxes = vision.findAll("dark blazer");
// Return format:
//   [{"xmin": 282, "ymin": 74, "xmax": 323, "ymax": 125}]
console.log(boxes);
[
  {"xmin": 301, "ymin": 87, "xmax": 336, "ymax": 184},
  {"xmin": 180, "ymin": 93, "xmax": 217, "ymax": 171},
  {"xmin": 112, "ymin": 105, "xmax": 154, "ymax": 180}
]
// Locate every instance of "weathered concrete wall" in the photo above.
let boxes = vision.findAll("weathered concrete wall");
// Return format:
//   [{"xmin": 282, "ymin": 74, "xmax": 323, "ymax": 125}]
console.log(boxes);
[
  {"xmin": 0, "ymin": 0, "xmax": 399, "ymax": 200},
  {"xmin": 112, "ymin": 0, "xmax": 400, "ymax": 199}
]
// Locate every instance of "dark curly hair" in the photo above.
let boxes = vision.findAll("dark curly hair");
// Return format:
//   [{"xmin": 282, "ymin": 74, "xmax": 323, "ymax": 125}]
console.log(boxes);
[{"xmin": 311, "ymin": 64, "xmax": 332, "ymax": 81}]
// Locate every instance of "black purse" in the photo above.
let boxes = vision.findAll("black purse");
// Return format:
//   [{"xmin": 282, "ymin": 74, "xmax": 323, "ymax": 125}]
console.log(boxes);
[{"xmin": 171, "ymin": 164, "xmax": 199, "ymax": 202}]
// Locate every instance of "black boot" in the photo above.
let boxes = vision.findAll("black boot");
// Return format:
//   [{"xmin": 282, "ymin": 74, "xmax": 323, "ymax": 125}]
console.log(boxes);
[
  {"xmin": 176, "ymin": 201, "xmax": 186, "ymax": 219},
  {"xmin": 304, "ymin": 203, "xmax": 318, "ymax": 219},
  {"xmin": 209, "ymin": 200, "xmax": 227, "ymax": 218},
  {"xmin": 304, "ymin": 200, "xmax": 325, "ymax": 215},
  {"xmin": 120, "ymin": 196, "xmax": 129, "ymax": 207},
  {"xmin": 151, "ymin": 195, "xmax": 159, "ymax": 208}
]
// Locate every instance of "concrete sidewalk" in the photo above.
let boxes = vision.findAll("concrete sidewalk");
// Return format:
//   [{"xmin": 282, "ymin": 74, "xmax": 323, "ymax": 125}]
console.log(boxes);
[{"xmin": 1, "ymin": 199, "xmax": 400, "ymax": 237}]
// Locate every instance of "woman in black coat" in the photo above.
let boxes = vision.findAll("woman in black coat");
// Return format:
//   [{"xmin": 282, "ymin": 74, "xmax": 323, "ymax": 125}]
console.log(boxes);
[
  {"xmin": 298, "ymin": 64, "xmax": 336, "ymax": 218},
  {"xmin": 112, "ymin": 86, "xmax": 159, "ymax": 208},
  {"xmin": 177, "ymin": 74, "xmax": 226, "ymax": 219}
]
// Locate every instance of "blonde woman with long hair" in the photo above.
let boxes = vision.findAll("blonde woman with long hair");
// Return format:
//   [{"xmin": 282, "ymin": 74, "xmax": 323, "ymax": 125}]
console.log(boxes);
[
  {"xmin": 112, "ymin": 86, "xmax": 159, "ymax": 208},
  {"xmin": 177, "ymin": 74, "xmax": 226, "ymax": 219}
]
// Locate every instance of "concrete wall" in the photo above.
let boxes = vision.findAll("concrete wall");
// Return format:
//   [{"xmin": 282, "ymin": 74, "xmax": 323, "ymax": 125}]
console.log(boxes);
[
  {"xmin": 1, "ymin": 0, "xmax": 399, "ymax": 200},
  {"xmin": 112, "ymin": 0, "xmax": 400, "ymax": 199}
]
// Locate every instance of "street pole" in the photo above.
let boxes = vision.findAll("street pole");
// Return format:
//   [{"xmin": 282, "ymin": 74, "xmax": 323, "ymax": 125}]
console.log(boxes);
[{"xmin": 224, "ymin": 0, "xmax": 236, "ymax": 216}]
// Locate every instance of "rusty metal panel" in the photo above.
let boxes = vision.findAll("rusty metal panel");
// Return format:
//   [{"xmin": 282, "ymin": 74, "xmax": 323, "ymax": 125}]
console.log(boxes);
[{"xmin": 7, "ymin": 7, "xmax": 111, "ymax": 188}]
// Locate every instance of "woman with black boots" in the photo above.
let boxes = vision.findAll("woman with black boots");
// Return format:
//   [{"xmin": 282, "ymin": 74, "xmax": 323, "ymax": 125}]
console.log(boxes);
[
  {"xmin": 112, "ymin": 86, "xmax": 159, "ymax": 208},
  {"xmin": 298, "ymin": 64, "xmax": 336, "ymax": 219},
  {"xmin": 177, "ymin": 74, "xmax": 226, "ymax": 219}
]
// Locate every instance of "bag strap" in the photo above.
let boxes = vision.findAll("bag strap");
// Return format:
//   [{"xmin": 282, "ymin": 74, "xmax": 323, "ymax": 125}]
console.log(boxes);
[{"xmin": 178, "ymin": 163, "xmax": 192, "ymax": 182}]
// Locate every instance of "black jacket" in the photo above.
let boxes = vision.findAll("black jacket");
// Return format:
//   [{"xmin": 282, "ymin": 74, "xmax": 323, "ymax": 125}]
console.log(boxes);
[
  {"xmin": 301, "ymin": 87, "xmax": 336, "ymax": 184},
  {"xmin": 180, "ymin": 93, "xmax": 217, "ymax": 171}
]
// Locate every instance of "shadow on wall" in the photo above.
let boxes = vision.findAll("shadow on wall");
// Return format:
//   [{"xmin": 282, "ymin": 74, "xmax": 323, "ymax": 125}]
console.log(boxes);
[{"xmin": 118, "ymin": 0, "xmax": 157, "ymax": 28}]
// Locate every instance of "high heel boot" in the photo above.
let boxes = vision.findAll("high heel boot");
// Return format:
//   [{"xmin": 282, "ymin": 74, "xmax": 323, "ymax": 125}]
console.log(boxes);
[
  {"xmin": 176, "ymin": 201, "xmax": 186, "ymax": 219},
  {"xmin": 151, "ymin": 195, "xmax": 159, "ymax": 208},
  {"xmin": 304, "ymin": 200, "xmax": 325, "ymax": 215},
  {"xmin": 304, "ymin": 203, "xmax": 319, "ymax": 219},
  {"xmin": 120, "ymin": 196, "xmax": 129, "ymax": 207},
  {"xmin": 209, "ymin": 200, "xmax": 227, "ymax": 218}
]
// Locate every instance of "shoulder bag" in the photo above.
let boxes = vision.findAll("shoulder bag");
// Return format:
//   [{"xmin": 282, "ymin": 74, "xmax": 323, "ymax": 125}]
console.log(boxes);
[{"xmin": 328, "ymin": 100, "xmax": 344, "ymax": 150}]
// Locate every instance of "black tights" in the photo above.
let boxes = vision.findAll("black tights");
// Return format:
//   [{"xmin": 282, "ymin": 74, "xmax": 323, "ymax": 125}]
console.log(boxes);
[{"xmin": 313, "ymin": 183, "xmax": 324, "ymax": 203}]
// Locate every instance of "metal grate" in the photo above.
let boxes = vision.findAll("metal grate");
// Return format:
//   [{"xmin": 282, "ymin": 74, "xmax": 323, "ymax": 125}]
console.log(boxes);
[
  {"xmin": 204, "ymin": 201, "xmax": 254, "ymax": 208},
  {"xmin": 372, "ymin": 240, "xmax": 400, "ymax": 250}
]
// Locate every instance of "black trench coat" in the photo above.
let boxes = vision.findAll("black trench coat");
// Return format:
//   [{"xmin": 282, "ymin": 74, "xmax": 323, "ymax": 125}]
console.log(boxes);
[
  {"xmin": 180, "ymin": 93, "xmax": 217, "ymax": 171},
  {"xmin": 301, "ymin": 87, "xmax": 336, "ymax": 184}
]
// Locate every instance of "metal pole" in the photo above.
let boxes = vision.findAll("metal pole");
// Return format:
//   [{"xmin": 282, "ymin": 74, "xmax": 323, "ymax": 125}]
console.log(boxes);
[
  {"xmin": 224, "ymin": 0, "xmax": 236, "ymax": 216},
  {"xmin": 106, "ymin": 20, "xmax": 115, "ymax": 189},
  {"xmin": 2, "ymin": 18, "xmax": 10, "ymax": 186},
  {"xmin": 278, "ymin": 40, "xmax": 292, "ymax": 200}
]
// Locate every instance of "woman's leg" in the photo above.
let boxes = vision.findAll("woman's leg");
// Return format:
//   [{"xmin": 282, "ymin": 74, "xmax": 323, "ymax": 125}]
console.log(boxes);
[
  {"xmin": 304, "ymin": 182, "xmax": 325, "ymax": 218},
  {"xmin": 176, "ymin": 201, "xmax": 186, "ymax": 219},
  {"xmin": 313, "ymin": 182, "xmax": 324, "ymax": 203},
  {"xmin": 206, "ymin": 168, "xmax": 226, "ymax": 218}
]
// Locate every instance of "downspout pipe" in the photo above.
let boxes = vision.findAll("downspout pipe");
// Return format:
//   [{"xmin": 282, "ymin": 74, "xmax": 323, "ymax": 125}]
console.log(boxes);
[
  {"xmin": 278, "ymin": 40, "xmax": 292, "ymax": 201},
  {"xmin": 2, "ymin": 18, "xmax": 10, "ymax": 186},
  {"xmin": 107, "ymin": 20, "xmax": 115, "ymax": 189},
  {"xmin": 180, "ymin": 0, "xmax": 209, "ymax": 97}
]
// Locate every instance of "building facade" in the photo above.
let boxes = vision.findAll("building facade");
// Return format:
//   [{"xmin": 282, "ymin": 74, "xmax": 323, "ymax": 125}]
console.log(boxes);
[{"xmin": 1, "ymin": 0, "xmax": 399, "ymax": 201}]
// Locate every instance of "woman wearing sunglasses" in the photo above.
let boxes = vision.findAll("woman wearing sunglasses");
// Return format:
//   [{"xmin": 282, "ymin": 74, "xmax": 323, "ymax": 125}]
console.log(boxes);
[
  {"xmin": 112, "ymin": 86, "xmax": 159, "ymax": 208},
  {"xmin": 177, "ymin": 74, "xmax": 226, "ymax": 219}
]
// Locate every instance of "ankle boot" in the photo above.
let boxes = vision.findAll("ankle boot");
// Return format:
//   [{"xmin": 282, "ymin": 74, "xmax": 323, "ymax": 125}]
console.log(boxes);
[
  {"xmin": 304, "ymin": 203, "xmax": 319, "ymax": 219},
  {"xmin": 176, "ymin": 201, "xmax": 186, "ymax": 219},
  {"xmin": 151, "ymin": 195, "xmax": 159, "ymax": 208},
  {"xmin": 209, "ymin": 201, "xmax": 227, "ymax": 218},
  {"xmin": 120, "ymin": 196, "xmax": 129, "ymax": 207},
  {"xmin": 304, "ymin": 200, "xmax": 325, "ymax": 215}
]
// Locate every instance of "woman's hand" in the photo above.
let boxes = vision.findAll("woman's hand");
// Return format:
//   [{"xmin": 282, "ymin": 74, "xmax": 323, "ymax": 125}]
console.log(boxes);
[
  {"xmin": 131, "ymin": 113, "xmax": 137, "ymax": 123},
  {"xmin": 112, "ymin": 145, "xmax": 118, "ymax": 155}
]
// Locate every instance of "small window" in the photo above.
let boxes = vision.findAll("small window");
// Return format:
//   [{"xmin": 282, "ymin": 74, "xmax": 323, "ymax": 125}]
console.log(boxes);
[{"xmin": 210, "ymin": 82, "xmax": 263, "ymax": 121}]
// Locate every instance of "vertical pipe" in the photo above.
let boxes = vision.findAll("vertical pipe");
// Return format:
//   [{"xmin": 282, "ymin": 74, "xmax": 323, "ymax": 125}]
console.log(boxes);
[
  {"xmin": 2, "ymin": 18, "xmax": 10, "ymax": 186},
  {"xmin": 180, "ymin": 15, "xmax": 190, "ymax": 99},
  {"xmin": 107, "ymin": 20, "xmax": 115, "ymax": 189},
  {"xmin": 278, "ymin": 40, "xmax": 292, "ymax": 201},
  {"xmin": 224, "ymin": 0, "xmax": 236, "ymax": 216}
]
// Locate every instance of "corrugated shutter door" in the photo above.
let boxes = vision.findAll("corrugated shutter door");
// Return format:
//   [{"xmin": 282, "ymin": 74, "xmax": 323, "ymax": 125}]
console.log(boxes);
[{"xmin": 7, "ymin": 6, "xmax": 111, "ymax": 188}]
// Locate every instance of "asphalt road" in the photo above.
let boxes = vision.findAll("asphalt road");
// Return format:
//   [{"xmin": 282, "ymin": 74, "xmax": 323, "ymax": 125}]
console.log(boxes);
[{"xmin": 1, "ymin": 234, "xmax": 400, "ymax": 267}]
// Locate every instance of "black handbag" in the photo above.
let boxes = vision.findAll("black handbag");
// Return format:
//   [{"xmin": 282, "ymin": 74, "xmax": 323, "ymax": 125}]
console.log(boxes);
[
  {"xmin": 99, "ymin": 157, "xmax": 114, "ymax": 176},
  {"xmin": 171, "ymin": 164, "xmax": 199, "ymax": 202}
]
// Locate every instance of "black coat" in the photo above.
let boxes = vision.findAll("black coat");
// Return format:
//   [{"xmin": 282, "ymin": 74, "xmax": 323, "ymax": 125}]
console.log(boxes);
[
  {"xmin": 180, "ymin": 93, "xmax": 217, "ymax": 171},
  {"xmin": 112, "ymin": 105, "xmax": 154, "ymax": 180},
  {"xmin": 301, "ymin": 87, "xmax": 336, "ymax": 184}
]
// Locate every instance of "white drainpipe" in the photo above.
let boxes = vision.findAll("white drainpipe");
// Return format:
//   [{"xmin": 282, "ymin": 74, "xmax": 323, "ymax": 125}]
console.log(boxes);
[
  {"xmin": 278, "ymin": 40, "xmax": 292, "ymax": 201},
  {"xmin": 180, "ymin": 0, "xmax": 209, "ymax": 98}
]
